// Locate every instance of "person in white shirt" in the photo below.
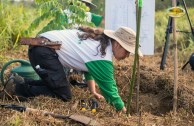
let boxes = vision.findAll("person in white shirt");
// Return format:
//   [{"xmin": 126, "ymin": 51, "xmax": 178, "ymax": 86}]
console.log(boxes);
[
  {"xmin": 64, "ymin": 0, "xmax": 103, "ymax": 28},
  {"xmin": 4, "ymin": 26, "xmax": 142, "ymax": 112}
]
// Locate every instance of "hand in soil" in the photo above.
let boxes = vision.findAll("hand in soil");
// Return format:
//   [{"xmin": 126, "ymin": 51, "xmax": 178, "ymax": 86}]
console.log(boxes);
[
  {"xmin": 93, "ymin": 92, "xmax": 104, "ymax": 100},
  {"xmin": 117, "ymin": 107, "xmax": 131, "ymax": 116}
]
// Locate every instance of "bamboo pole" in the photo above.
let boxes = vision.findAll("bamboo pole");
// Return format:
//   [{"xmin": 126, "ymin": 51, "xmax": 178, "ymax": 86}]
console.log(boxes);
[
  {"xmin": 126, "ymin": 0, "xmax": 142, "ymax": 116},
  {"xmin": 135, "ymin": 0, "xmax": 140, "ymax": 114},
  {"xmin": 172, "ymin": 0, "xmax": 178, "ymax": 115}
]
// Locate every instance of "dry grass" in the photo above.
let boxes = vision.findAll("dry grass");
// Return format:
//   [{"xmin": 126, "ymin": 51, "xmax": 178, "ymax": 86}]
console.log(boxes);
[{"xmin": 0, "ymin": 47, "xmax": 194, "ymax": 125}]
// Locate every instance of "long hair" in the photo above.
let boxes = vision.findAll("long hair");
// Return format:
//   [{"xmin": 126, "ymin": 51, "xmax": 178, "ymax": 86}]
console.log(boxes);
[{"xmin": 78, "ymin": 26, "xmax": 111, "ymax": 57}]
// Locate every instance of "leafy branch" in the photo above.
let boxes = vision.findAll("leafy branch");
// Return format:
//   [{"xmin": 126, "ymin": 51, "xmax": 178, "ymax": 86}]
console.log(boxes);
[{"xmin": 25, "ymin": 0, "xmax": 94, "ymax": 36}]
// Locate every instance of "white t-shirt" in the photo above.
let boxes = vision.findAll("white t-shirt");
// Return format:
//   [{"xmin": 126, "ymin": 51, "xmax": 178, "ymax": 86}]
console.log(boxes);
[{"xmin": 39, "ymin": 29, "xmax": 112, "ymax": 71}]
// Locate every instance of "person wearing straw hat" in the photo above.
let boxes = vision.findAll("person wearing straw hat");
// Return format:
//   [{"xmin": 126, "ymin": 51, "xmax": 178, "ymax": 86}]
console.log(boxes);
[
  {"xmin": 2, "ymin": 26, "xmax": 142, "ymax": 112},
  {"xmin": 80, "ymin": 0, "xmax": 103, "ymax": 27},
  {"xmin": 64, "ymin": 0, "xmax": 103, "ymax": 27},
  {"xmin": 79, "ymin": 0, "xmax": 97, "ymax": 9}
]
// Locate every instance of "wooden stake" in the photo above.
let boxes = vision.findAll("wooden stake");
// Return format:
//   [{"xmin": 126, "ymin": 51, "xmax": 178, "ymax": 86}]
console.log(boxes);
[
  {"xmin": 135, "ymin": 0, "xmax": 140, "ymax": 114},
  {"xmin": 172, "ymin": 0, "xmax": 178, "ymax": 115}
]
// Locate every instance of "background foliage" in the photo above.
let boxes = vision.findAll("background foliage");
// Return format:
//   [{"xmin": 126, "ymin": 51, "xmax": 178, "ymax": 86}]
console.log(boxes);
[
  {"xmin": 0, "ymin": 1, "xmax": 36, "ymax": 49},
  {"xmin": 0, "ymin": 0, "xmax": 194, "ymax": 63},
  {"xmin": 155, "ymin": 7, "xmax": 194, "ymax": 62},
  {"xmin": 155, "ymin": 0, "xmax": 194, "ymax": 11},
  {"xmin": 26, "ymin": 0, "xmax": 94, "ymax": 36}
]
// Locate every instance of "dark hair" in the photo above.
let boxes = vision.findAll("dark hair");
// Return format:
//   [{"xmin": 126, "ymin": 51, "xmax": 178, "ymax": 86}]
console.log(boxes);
[{"xmin": 78, "ymin": 26, "xmax": 110, "ymax": 57}]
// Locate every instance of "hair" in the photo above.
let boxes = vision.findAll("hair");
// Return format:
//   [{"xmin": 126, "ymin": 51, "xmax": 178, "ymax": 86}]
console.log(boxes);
[{"xmin": 78, "ymin": 26, "xmax": 111, "ymax": 57}]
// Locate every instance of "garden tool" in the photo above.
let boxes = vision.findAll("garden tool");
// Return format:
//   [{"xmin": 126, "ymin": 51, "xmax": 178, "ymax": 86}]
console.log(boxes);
[
  {"xmin": 89, "ymin": 98, "xmax": 98, "ymax": 113},
  {"xmin": 80, "ymin": 98, "xmax": 99, "ymax": 113},
  {"xmin": 0, "ymin": 104, "xmax": 101, "ymax": 125},
  {"xmin": 80, "ymin": 99, "xmax": 87, "ymax": 111}
]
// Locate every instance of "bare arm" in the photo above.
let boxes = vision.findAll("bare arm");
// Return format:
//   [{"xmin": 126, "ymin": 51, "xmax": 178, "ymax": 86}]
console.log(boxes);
[{"xmin": 87, "ymin": 80, "xmax": 104, "ymax": 100}]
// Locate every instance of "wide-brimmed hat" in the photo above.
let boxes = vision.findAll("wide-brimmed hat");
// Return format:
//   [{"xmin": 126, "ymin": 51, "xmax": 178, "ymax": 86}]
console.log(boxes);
[
  {"xmin": 79, "ymin": 0, "xmax": 97, "ymax": 9},
  {"xmin": 104, "ymin": 27, "xmax": 143, "ymax": 57}
]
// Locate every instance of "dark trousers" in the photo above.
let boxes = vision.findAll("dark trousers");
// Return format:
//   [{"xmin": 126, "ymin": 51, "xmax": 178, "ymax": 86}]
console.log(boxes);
[{"xmin": 15, "ymin": 46, "xmax": 72, "ymax": 101}]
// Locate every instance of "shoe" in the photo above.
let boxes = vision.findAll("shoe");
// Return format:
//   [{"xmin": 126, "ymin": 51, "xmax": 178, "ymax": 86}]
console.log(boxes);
[
  {"xmin": 10, "ymin": 73, "xmax": 25, "ymax": 84},
  {"xmin": 0, "ymin": 73, "xmax": 24, "ymax": 100},
  {"xmin": 70, "ymin": 80, "xmax": 87, "ymax": 88}
]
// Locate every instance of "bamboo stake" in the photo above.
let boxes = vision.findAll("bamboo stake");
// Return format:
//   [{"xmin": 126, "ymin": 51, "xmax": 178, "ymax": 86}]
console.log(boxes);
[
  {"xmin": 172, "ymin": 0, "xmax": 178, "ymax": 115},
  {"xmin": 135, "ymin": 2, "xmax": 141, "ymax": 126},
  {"xmin": 135, "ymin": 0, "xmax": 140, "ymax": 114},
  {"xmin": 126, "ymin": 0, "xmax": 142, "ymax": 116}
]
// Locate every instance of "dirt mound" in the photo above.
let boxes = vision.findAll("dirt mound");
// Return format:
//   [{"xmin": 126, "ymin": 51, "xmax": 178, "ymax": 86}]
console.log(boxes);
[
  {"xmin": 1, "ymin": 50, "xmax": 194, "ymax": 125},
  {"xmin": 114, "ymin": 54, "xmax": 194, "ymax": 116}
]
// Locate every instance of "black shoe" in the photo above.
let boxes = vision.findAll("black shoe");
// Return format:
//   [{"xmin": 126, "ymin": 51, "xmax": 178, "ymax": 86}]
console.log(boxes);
[
  {"xmin": 70, "ymin": 80, "xmax": 87, "ymax": 88},
  {"xmin": 0, "ymin": 73, "xmax": 24, "ymax": 100}
]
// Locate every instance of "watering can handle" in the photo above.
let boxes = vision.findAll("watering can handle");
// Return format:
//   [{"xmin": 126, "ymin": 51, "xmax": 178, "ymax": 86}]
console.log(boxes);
[{"xmin": 0, "ymin": 59, "xmax": 31, "ymax": 86}]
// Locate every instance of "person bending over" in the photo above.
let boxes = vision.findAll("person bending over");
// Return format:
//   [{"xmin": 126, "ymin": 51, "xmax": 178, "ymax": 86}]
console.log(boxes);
[{"xmin": 2, "ymin": 26, "xmax": 143, "ymax": 112}]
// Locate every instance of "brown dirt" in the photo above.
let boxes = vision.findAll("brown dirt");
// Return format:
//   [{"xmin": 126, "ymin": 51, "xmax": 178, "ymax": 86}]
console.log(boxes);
[{"xmin": 0, "ymin": 47, "xmax": 194, "ymax": 126}]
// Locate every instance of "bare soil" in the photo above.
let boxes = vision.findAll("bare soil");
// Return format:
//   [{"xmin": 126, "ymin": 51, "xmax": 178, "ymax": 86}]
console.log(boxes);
[{"xmin": 0, "ymin": 47, "xmax": 194, "ymax": 126}]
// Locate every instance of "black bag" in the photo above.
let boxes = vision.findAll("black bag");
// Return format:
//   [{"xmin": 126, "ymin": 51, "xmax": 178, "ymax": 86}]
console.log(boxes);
[{"xmin": 182, "ymin": 53, "xmax": 194, "ymax": 70}]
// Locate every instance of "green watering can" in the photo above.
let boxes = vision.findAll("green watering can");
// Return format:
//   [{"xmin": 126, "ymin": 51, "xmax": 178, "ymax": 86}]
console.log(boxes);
[{"xmin": 0, "ymin": 59, "xmax": 39, "ymax": 86}]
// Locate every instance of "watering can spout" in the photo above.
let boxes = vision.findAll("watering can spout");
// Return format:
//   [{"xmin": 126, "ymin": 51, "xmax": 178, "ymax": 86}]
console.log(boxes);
[{"xmin": 0, "ymin": 59, "xmax": 39, "ymax": 86}]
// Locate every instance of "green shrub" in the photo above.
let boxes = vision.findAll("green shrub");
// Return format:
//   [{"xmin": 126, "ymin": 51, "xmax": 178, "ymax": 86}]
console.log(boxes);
[{"xmin": 25, "ymin": 0, "xmax": 94, "ymax": 35}]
